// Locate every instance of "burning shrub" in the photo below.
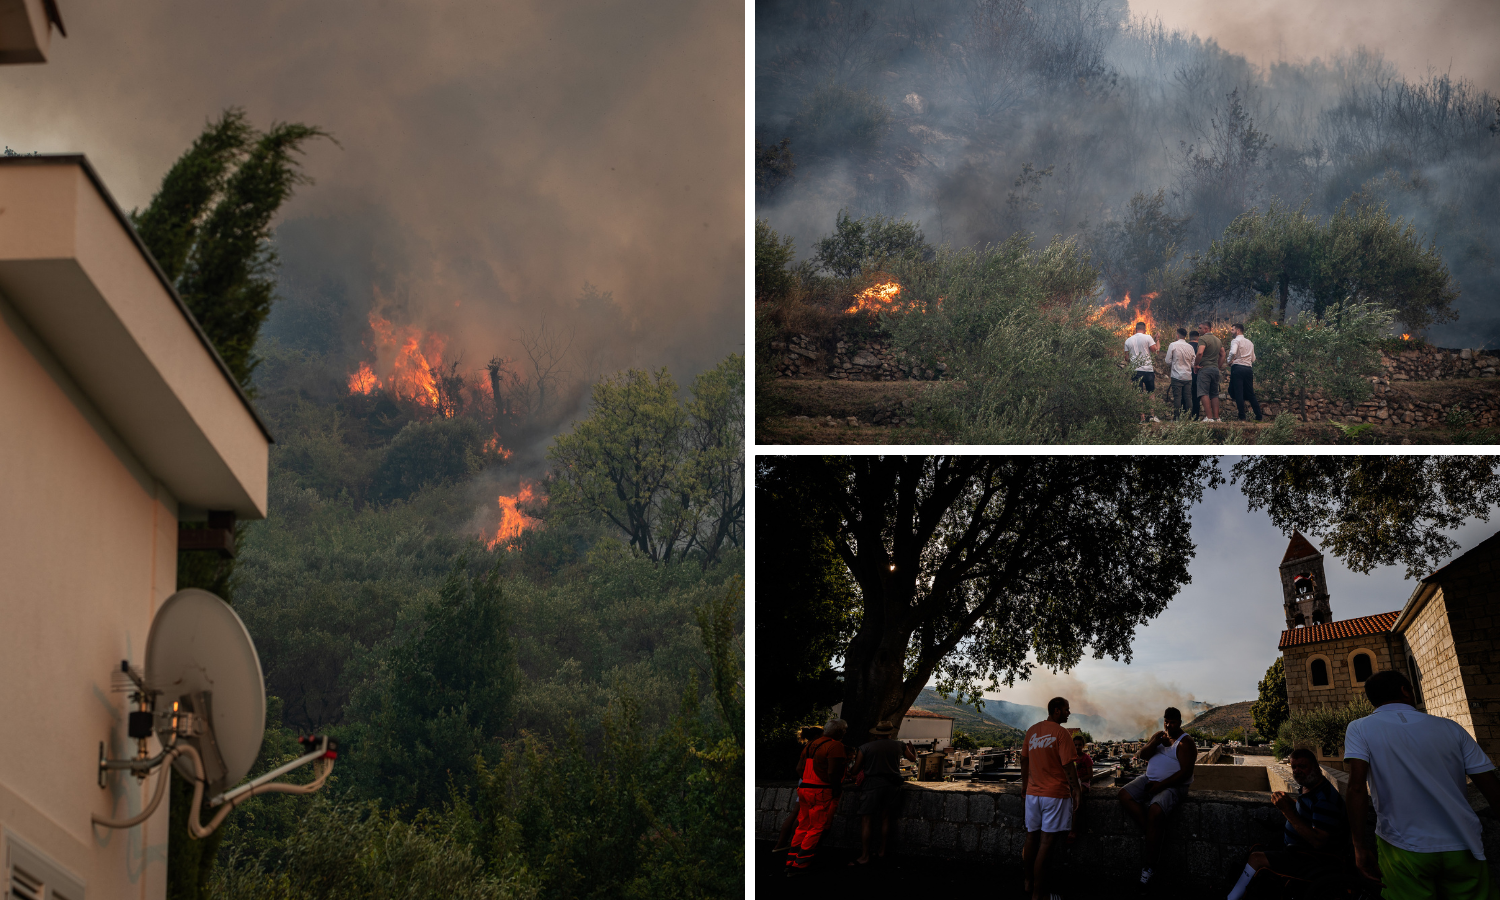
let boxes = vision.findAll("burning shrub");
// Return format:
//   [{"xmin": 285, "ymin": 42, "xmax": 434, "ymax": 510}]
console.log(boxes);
[{"xmin": 882, "ymin": 235, "xmax": 1143, "ymax": 443}]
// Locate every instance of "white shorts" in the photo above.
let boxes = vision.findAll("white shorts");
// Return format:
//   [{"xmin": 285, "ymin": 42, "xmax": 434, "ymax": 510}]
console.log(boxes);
[{"xmin": 1024, "ymin": 795, "xmax": 1073, "ymax": 833}]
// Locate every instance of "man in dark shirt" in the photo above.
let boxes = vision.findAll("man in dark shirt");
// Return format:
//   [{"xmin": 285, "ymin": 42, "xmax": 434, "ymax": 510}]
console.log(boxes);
[{"xmin": 1226, "ymin": 748, "xmax": 1350, "ymax": 899}]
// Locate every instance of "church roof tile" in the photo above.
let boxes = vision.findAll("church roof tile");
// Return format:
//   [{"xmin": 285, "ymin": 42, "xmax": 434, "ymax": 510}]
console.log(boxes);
[{"xmin": 1278, "ymin": 610, "xmax": 1400, "ymax": 649}]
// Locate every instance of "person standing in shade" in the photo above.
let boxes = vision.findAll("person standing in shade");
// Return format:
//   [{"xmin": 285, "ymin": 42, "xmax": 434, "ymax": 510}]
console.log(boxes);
[
  {"xmin": 1124, "ymin": 322, "xmax": 1160, "ymax": 423},
  {"xmin": 1165, "ymin": 327, "xmax": 1196, "ymax": 421},
  {"xmin": 1227, "ymin": 323, "xmax": 1263, "ymax": 422},
  {"xmin": 785, "ymin": 718, "xmax": 849, "ymax": 876},
  {"xmin": 1021, "ymin": 697, "xmax": 1082, "ymax": 900},
  {"xmin": 1118, "ymin": 707, "xmax": 1196, "ymax": 893},
  {"xmin": 1345, "ymin": 670, "xmax": 1500, "ymax": 899},
  {"xmin": 771, "ymin": 726, "xmax": 827, "ymax": 854},
  {"xmin": 848, "ymin": 720, "xmax": 917, "ymax": 866},
  {"xmin": 1068, "ymin": 732, "xmax": 1094, "ymax": 845},
  {"xmin": 1196, "ymin": 321, "xmax": 1225, "ymax": 422}
]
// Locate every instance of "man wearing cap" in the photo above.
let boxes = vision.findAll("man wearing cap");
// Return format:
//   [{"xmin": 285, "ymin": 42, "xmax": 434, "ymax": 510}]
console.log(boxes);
[
  {"xmin": 849, "ymin": 719, "xmax": 918, "ymax": 865},
  {"xmin": 1021, "ymin": 697, "xmax": 1083, "ymax": 900}
]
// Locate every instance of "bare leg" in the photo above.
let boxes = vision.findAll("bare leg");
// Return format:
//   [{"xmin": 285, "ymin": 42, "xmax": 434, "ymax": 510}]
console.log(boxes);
[
  {"xmin": 1021, "ymin": 830, "xmax": 1039, "ymax": 893},
  {"xmin": 1031, "ymin": 831, "xmax": 1059, "ymax": 900},
  {"xmin": 853, "ymin": 814, "xmax": 873, "ymax": 864},
  {"xmin": 876, "ymin": 811, "xmax": 891, "ymax": 858},
  {"xmin": 1119, "ymin": 789, "xmax": 1146, "ymax": 831},
  {"xmin": 1247, "ymin": 851, "xmax": 1269, "ymax": 871},
  {"xmin": 1145, "ymin": 804, "xmax": 1164, "ymax": 868}
]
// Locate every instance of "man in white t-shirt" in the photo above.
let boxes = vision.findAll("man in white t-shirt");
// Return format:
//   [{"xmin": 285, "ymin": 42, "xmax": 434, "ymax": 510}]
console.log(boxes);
[
  {"xmin": 1123, "ymin": 322, "xmax": 1159, "ymax": 423},
  {"xmin": 1164, "ymin": 327, "xmax": 1196, "ymax": 421},
  {"xmin": 1344, "ymin": 669, "xmax": 1500, "ymax": 898}
]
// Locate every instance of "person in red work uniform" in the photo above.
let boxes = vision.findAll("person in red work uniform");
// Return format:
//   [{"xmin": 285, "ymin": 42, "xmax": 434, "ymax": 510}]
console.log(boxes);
[
  {"xmin": 786, "ymin": 717, "xmax": 849, "ymax": 876},
  {"xmin": 1021, "ymin": 697, "xmax": 1082, "ymax": 900}
]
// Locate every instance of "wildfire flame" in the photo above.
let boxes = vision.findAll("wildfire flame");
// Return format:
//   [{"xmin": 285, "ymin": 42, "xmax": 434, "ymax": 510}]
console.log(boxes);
[
  {"xmin": 1088, "ymin": 291, "xmax": 1159, "ymax": 338},
  {"xmin": 348, "ymin": 362, "xmax": 377, "ymax": 395},
  {"xmin": 482, "ymin": 432, "xmax": 513, "ymax": 461},
  {"xmin": 347, "ymin": 312, "xmax": 451, "ymax": 413},
  {"xmin": 1401, "ymin": 334, "xmax": 1411, "ymax": 340},
  {"xmin": 486, "ymin": 480, "xmax": 541, "ymax": 550},
  {"xmin": 845, "ymin": 281, "xmax": 902, "ymax": 314}
]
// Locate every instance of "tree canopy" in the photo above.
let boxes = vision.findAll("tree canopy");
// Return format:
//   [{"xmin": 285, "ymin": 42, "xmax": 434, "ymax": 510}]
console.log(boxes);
[
  {"xmin": 1191, "ymin": 197, "xmax": 1458, "ymax": 333},
  {"xmin": 1246, "ymin": 301, "xmax": 1394, "ymax": 419},
  {"xmin": 1252, "ymin": 657, "xmax": 1290, "ymax": 742},
  {"xmin": 760, "ymin": 455, "xmax": 1219, "ymax": 744},
  {"xmin": 1232, "ymin": 455, "xmax": 1500, "ymax": 577},
  {"xmin": 547, "ymin": 356, "xmax": 744, "ymax": 566},
  {"xmin": 132, "ymin": 107, "xmax": 330, "ymax": 390}
]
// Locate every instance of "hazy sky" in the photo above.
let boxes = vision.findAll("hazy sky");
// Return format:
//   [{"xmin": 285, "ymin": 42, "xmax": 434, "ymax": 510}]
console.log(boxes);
[
  {"xmin": 0, "ymin": 0, "xmax": 743, "ymax": 384},
  {"xmin": 987, "ymin": 457, "xmax": 1500, "ymax": 732},
  {"xmin": 1136, "ymin": 0, "xmax": 1500, "ymax": 92}
]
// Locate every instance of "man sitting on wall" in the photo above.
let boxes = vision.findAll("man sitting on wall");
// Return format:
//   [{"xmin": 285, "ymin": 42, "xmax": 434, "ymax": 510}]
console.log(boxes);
[
  {"xmin": 1345, "ymin": 670, "xmax": 1500, "ymax": 899},
  {"xmin": 1225, "ymin": 748, "xmax": 1350, "ymax": 899},
  {"xmin": 1118, "ymin": 707, "xmax": 1196, "ymax": 893}
]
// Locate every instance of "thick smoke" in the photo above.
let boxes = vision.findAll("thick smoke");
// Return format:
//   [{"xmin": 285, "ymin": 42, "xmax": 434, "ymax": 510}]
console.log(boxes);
[
  {"xmin": 757, "ymin": 0, "xmax": 1500, "ymax": 347},
  {"xmin": 993, "ymin": 668, "xmax": 1200, "ymax": 740},
  {"xmin": 2, "ymin": 0, "xmax": 744, "ymax": 430}
]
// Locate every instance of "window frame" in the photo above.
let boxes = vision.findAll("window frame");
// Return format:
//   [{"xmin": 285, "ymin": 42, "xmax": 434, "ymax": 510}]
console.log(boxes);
[{"xmin": 1308, "ymin": 654, "xmax": 1334, "ymax": 690}]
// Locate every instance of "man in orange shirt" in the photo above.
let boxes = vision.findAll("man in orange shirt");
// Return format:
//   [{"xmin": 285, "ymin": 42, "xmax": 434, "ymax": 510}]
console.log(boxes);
[
  {"xmin": 1020, "ymin": 697, "xmax": 1082, "ymax": 900},
  {"xmin": 786, "ymin": 718, "xmax": 849, "ymax": 876}
]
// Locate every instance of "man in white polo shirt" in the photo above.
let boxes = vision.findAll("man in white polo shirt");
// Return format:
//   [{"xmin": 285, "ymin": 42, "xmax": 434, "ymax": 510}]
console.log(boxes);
[{"xmin": 1345, "ymin": 669, "xmax": 1500, "ymax": 899}]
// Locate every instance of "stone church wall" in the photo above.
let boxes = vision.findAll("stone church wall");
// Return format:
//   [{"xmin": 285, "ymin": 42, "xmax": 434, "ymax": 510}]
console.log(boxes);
[
  {"xmin": 1426, "ymin": 561, "xmax": 1500, "ymax": 764},
  {"xmin": 1284, "ymin": 633, "xmax": 1406, "ymax": 715},
  {"xmin": 1406, "ymin": 589, "xmax": 1469, "ymax": 732}
]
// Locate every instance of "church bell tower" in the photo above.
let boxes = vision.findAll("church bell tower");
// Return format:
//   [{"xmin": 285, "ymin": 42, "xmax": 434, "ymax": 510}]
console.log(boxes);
[{"xmin": 1279, "ymin": 531, "xmax": 1333, "ymax": 629}]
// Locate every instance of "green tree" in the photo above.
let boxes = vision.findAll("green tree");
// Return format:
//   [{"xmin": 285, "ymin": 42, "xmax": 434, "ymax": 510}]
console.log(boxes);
[
  {"xmin": 132, "ymin": 108, "xmax": 330, "ymax": 390},
  {"xmin": 548, "ymin": 359, "xmax": 746, "ymax": 565},
  {"xmin": 760, "ymin": 456, "xmax": 1219, "ymax": 744},
  {"xmin": 1233, "ymin": 456, "xmax": 1500, "ymax": 577},
  {"xmin": 755, "ymin": 218, "xmax": 797, "ymax": 302},
  {"xmin": 344, "ymin": 560, "xmax": 518, "ymax": 812},
  {"xmin": 1190, "ymin": 198, "xmax": 1321, "ymax": 320},
  {"xmin": 951, "ymin": 730, "xmax": 979, "ymax": 751},
  {"xmin": 681, "ymin": 355, "xmax": 745, "ymax": 567},
  {"xmin": 548, "ymin": 368, "xmax": 688, "ymax": 561},
  {"xmin": 369, "ymin": 416, "xmax": 489, "ymax": 503},
  {"xmin": 1316, "ymin": 198, "xmax": 1459, "ymax": 334},
  {"xmin": 1252, "ymin": 658, "xmax": 1290, "ymax": 742},
  {"xmin": 1092, "ymin": 189, "xmax": 1192, "ymax": 298},
  {"xmin": 1247, "ymin": 301, "xmax": 1394, "ymax": 420},
  {"xmin": 813, "ymin": 209, "xmax": 931, "ymax": 278}
]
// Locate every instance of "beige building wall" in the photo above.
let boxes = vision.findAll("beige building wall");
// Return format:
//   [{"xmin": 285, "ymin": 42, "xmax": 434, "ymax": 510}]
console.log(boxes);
[{"xmin": 0, "ymin": 290, "xmax": 176, "ymax": 899}]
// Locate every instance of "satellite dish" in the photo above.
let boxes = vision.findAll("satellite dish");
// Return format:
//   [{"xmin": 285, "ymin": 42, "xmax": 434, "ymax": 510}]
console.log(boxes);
[{"xmin": 145, "ymin": 588, "xmax": 265, "ymax": 794}]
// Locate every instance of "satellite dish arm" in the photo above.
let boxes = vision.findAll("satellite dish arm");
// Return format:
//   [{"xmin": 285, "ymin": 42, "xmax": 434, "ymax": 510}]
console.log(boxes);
[
  {"xmin": 210, "ymin": 736, "xmax": 334, "ymax": 807},
  {"xmin": 91, "ymin": 746, "xmax": 184, "ymax": 830},
  {"xmin": 176, "ymin": 739, "xmax": 336, "ymax": 839}
]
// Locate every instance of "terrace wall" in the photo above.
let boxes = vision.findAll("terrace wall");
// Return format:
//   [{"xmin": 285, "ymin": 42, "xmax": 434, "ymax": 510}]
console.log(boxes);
[
  {"xmin": 756, "ymin": 780, "xmax": 1500, "ymax": 889},
  {"xmin": 768, "ymin": 332, "xmax": 1500, "ymax": 428}
]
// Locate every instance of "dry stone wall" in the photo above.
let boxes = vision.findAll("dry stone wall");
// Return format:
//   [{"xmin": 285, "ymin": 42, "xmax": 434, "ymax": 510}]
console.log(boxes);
[{"xmin": 757, "ymin": 780, "xmax": 1500, "ymax": 888}]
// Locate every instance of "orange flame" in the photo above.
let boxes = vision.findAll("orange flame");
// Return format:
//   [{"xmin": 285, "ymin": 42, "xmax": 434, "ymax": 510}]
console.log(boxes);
[
  {"xmin": 348, "ymin": 313, "xmax": 451, "ymax": 413},
  {"xmin": 348, "ymin": 362, "xmax": 377, "ymax": 395},
  {"xmin": 486, "ymin": 480, "xmax": 542, "ymax": 550},
  {"xmin": 845, "ymin": 281, "xmax": 903, "ymax": 314},
  {"xmin": 1401, "ymin": 334, "xmax": 1410, "ymax": 340},
  {"xmin": 482, "ymin": 432, "xmax": 513, "ymax": 461}
]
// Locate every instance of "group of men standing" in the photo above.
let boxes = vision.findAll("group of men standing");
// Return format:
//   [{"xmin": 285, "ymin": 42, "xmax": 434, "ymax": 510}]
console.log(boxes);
[{"xmin": 1125, "ymin": 321, "xmax": 1264, "ymax": 422}]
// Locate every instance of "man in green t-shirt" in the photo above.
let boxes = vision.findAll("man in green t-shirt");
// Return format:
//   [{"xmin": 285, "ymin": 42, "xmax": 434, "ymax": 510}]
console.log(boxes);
[{"xmin": 1195, "ymin": 322, "xmax": 1225, "ymax": 422}]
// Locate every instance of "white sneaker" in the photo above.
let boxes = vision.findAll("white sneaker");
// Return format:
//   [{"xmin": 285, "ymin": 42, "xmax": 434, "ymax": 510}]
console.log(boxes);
[
  {"xmin": 1202, "ymin": 417, "xmax": 1215, "ymax": 422},
  {"xmin": 1149, "ymin": 416, "xmax": 1161, "ymax": 423}
]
